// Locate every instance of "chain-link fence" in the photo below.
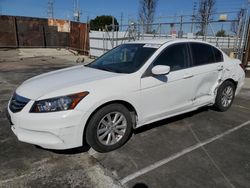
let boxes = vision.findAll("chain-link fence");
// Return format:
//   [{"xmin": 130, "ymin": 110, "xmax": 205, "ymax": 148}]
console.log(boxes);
[{"xmin": 89, "ymin": 12, "xmax": 249, "ymax": 61}]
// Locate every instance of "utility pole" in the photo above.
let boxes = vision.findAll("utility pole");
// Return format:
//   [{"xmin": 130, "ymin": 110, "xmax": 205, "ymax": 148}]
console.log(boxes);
[
  {"xmin": 191, "ymin": 1, "xmax": 197, "ymax": 33},
  {"xmin": 233, "ymin": 9, "xmax": 244, "ymax": 58},
  {"xmin": 120, "ymin": 12, "xmax": 124, "ymax": 31},
  {"xmin": 87, "ymin": 15, "xmax": 89, "ymax": 24},
  {"xmin": 238, "ymin": 8, "xmax": 248, "ymax": 60},
  {"xmin": 204, "ymin": 4, "xmax": 210, "ymax": 41},
  {"xmin": 112, "ymin": 16, "xmax": 114, "ymax": 47},
  {"xmin": 178, "ymin": 15, "xmax": 184, "ymax": 38},
  {"xmin": 73, "ymin": 0, "xmax": 81, "ymax": 22},
  {"xmin": 47, "ymin": 0, "xmax": 54, "ymax": 19},
  {"xmin": 0, "ymin": 0, "xmax": 2, "ymax": 15}
]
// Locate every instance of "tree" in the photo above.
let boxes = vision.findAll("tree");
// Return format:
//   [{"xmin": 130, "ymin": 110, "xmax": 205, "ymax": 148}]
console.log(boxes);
[
  {"xmin": 89, "ymin": 15, "xmax": 119, "ymax": 31},
  {"xmin": 196, "ymin": 0, "xmax": 216, "ymax": 36},
  {"xmin": 216, "ymin": 29, "xmax": 226, "ymax": 37},
  {"xmin": 138, "ymin": 0, "xmax": 158, "ymax": 33},
  {"xmin": 196, "ymin": 31, "xmax": 204, "ymax": 36},
  {"xmin": 231, "ymin": 8, "xmax": 245, "ymax": 35}
]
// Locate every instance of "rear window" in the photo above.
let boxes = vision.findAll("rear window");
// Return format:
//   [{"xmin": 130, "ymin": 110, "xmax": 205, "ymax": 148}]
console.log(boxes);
[{"xmin": 190, "ymin": 43, "xmax": 215, "ymax": 66}]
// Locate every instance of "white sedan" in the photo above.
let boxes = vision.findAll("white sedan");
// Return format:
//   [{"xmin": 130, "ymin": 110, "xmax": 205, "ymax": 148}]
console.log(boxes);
[{"xmin": 7, "ymin": 39, "xmax": 245, "ymax": 152}]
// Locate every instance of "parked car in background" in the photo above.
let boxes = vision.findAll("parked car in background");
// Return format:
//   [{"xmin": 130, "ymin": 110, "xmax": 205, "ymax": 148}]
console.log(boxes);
[{"xmin": 7, "ymin": 39, "xmax": 245, "ymax": 152}]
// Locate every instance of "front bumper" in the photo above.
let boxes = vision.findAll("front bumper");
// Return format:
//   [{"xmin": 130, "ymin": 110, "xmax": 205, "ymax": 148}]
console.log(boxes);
[{"xmin": 7, "ymin": 100, "xmax": 87, "ymax": 150}]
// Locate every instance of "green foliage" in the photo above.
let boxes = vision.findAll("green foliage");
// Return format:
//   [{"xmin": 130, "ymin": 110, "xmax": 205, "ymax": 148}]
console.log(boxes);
[
  {"xmin": 196, "ymin": 31, "xmax": 204, "ymax": 36},
  {"xmin": 216, "ymin": 29, "xmax": 226, "ymax": 37},
  {"xmin": 89, "ymin": 15, "xmax": 119, "ymax": 31}
]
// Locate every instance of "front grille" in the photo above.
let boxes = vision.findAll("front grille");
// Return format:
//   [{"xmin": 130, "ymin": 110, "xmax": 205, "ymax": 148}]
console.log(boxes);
[{"xmin": 9, "ymin": 93, "xmax": 30, "ymax": 113}]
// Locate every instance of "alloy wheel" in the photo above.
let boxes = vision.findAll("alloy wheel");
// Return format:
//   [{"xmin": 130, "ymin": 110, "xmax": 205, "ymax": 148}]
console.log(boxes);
[
  {"xmin": 97, "ymin": 112, "xmax": 127, "ymax": 146},
  {"xmin": 221, "ymin": 86, "xmax": 234, "ymax": 108}
]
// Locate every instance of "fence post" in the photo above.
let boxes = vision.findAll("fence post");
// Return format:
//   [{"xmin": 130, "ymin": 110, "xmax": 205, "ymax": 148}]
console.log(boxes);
[
  {"xmin": 42, "ymin": 25, "xmax": 46, "ymax": 48},
  {"xmin": 112, "ymin": 16, "xmax": 114, "ymax": 48},
  {"xmin": 13, "ymin": 16, "xmax": 19, "ymax": 47},
  {"xmin": 116, "ymin": 25, "xmax": 118, "ymax": 46},
  {"xmin": 159, "ymin": 23, "xmax": 162, "ymax": 38}
]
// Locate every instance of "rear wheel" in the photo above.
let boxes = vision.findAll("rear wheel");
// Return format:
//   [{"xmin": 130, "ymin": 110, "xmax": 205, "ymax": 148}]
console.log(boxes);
[
  {"xmin": 214, "ymin": 80, "xmax": 236, "ymax": 112},
  {"xmin": 86, "ymin": 104, "xmax": 133, "ymax": 152}
]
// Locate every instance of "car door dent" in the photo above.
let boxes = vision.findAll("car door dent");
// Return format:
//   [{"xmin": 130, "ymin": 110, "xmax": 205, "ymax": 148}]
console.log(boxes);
[{"xmin": 194, "ymin": 70, "xmax": 219, "ymax": 97}]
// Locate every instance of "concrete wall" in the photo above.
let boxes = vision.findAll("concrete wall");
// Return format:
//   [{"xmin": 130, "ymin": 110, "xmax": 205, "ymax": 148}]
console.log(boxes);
[{"xmin": 89, "ymin": 31, "xmax": 128, "ymax": 57}]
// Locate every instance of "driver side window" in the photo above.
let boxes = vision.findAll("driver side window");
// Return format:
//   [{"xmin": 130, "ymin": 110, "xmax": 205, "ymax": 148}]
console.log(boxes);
[{"xmin": 153, "ymin": 43, "xmax": 189, "ymax": 71}]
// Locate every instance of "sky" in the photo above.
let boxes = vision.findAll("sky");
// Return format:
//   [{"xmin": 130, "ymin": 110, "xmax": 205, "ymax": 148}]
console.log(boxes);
[
  {"xmin": 0, "ymin": 0, "xmax": 249, "ymax": 35},
  {"xmin": 0, "ymin": 0, "xmax": 248, "ymax": 23}
]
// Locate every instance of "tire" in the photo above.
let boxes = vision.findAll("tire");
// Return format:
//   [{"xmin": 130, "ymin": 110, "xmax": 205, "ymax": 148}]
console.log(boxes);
[
  {"xmin": 214, "ymin": 80, "xmax": 236, "ymax": 112},
  {"xmin": 86, "ymin": 103, "xmax": 133, "ymax": 152}
]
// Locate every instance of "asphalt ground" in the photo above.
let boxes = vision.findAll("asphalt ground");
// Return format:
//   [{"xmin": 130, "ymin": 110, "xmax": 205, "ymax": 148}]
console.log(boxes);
[
  {"xmin": 0, "ymin": 48, "xmax": 250, "ymax": 188},
  {"xmin": 0, "ymin": 49, "xmax": 119, "ymax": 188}
]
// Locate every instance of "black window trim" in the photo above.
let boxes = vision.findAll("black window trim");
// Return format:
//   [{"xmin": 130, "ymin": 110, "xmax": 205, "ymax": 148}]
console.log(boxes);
[
  {"xmin": 211, "ymin": 45, "xmax": 224, "ymax": 63},
  {"xmin": 142, "ymin": 42, "xmax": 192, "ymax": 78}
]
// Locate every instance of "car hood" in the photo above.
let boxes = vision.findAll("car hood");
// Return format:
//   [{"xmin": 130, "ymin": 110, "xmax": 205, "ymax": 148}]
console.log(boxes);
[{"xmin": 16, "ymin": 65, "xmax": 120, "ymax": 100}]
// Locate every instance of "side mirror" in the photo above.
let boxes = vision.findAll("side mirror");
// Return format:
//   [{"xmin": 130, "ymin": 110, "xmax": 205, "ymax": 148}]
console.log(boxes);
[{"xmin": 151, "ymin": 65, "xmax": 170, "ymax": 76}]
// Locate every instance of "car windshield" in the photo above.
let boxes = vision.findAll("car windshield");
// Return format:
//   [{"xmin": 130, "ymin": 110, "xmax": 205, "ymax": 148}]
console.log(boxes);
[{"xmin": 86, "ymin": 43, "xmax": 157, "ymax": 73}]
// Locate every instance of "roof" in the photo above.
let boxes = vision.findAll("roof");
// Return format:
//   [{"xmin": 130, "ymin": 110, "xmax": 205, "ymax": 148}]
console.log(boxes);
[
  {"xmin": 128, "ymin": 39, "xmax": 174, "ymax": 45},
  {"xmin": 127, "ymin": 38, "xmax": 214, "ymax": 46}
]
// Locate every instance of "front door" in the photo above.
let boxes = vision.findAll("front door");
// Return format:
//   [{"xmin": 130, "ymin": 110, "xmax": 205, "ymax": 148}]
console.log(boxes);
[{"xmin": 139, "ymin": 43, "xmax": 195, "ymax": 124}]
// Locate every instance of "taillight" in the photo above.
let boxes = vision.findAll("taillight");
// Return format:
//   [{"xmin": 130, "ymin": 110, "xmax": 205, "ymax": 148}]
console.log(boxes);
[{"xmin": 239, "ymin": 64, "xmax": 245, "ymax": 70}]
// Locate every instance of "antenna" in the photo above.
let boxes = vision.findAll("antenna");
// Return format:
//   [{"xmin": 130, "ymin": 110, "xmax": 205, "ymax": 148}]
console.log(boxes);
[{"xmin": 47, "ymin": 0, "xmax": 54, "ymax": 19}]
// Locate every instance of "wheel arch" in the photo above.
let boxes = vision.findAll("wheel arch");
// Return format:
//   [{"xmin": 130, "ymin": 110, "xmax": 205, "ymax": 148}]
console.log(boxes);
[
  {"xmin": 82, "ymin": 100, "xmax": 138, "ymax": 144},
  {"xmin": 222, "ymin": 78, "xmax": 238, "ymax": 89},
  {"xmin": 214, "ymin": 78, "xmax": 238, "ymax": 98}
]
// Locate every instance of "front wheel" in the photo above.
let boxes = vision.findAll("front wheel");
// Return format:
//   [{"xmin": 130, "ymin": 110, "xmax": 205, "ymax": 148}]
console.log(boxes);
[
  {"xmin": 214, "ymin": 81, "xmax": 236, "ymax": 112},
  {"xmin": 86, "ymin": 104, "xmax": 133, "ymax": 152}
]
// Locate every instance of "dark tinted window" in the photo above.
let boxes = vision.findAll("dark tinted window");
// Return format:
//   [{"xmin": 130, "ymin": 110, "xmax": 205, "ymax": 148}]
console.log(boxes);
[
  {"xmin": 153, "ymin": 43, "xmax": 188, "ymax": 71},
  {"xmin": 212, "ymin": 47, "xmax": 223, "ymax": 62},
  {"xmin": 190, "ymin": 43, "xmax": 215, "ymax": 66}
]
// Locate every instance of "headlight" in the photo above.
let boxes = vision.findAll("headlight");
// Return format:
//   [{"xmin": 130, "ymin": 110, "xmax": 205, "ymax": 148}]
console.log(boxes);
[{"xmin": 30, "ymin": 92, "xmax": 89, "ymax": 113}]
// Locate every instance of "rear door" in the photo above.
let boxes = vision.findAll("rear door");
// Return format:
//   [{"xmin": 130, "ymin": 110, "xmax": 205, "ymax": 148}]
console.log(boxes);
[{"xmin": 188, "ymin": 42, "xmax": 224, "ymax": 106}]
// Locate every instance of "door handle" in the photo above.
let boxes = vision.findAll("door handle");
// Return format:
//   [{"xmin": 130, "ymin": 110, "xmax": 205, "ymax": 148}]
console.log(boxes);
[
  {"xmin": 183, "ymin": 74, "xmax": 194, "ymax": 79},
  {"xmin": 217, "ymin": 65, "xmax": 224, "ymax": 71}
]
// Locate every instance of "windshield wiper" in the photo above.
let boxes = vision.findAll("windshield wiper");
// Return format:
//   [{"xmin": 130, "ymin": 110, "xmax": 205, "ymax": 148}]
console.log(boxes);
[
  {"xmin": 99, "ymin": 67, "xmax": 114, "ymax": 72},
  {"xmin": 92, "ymin": 66, "xmax": 121, "ymax": 73}
]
